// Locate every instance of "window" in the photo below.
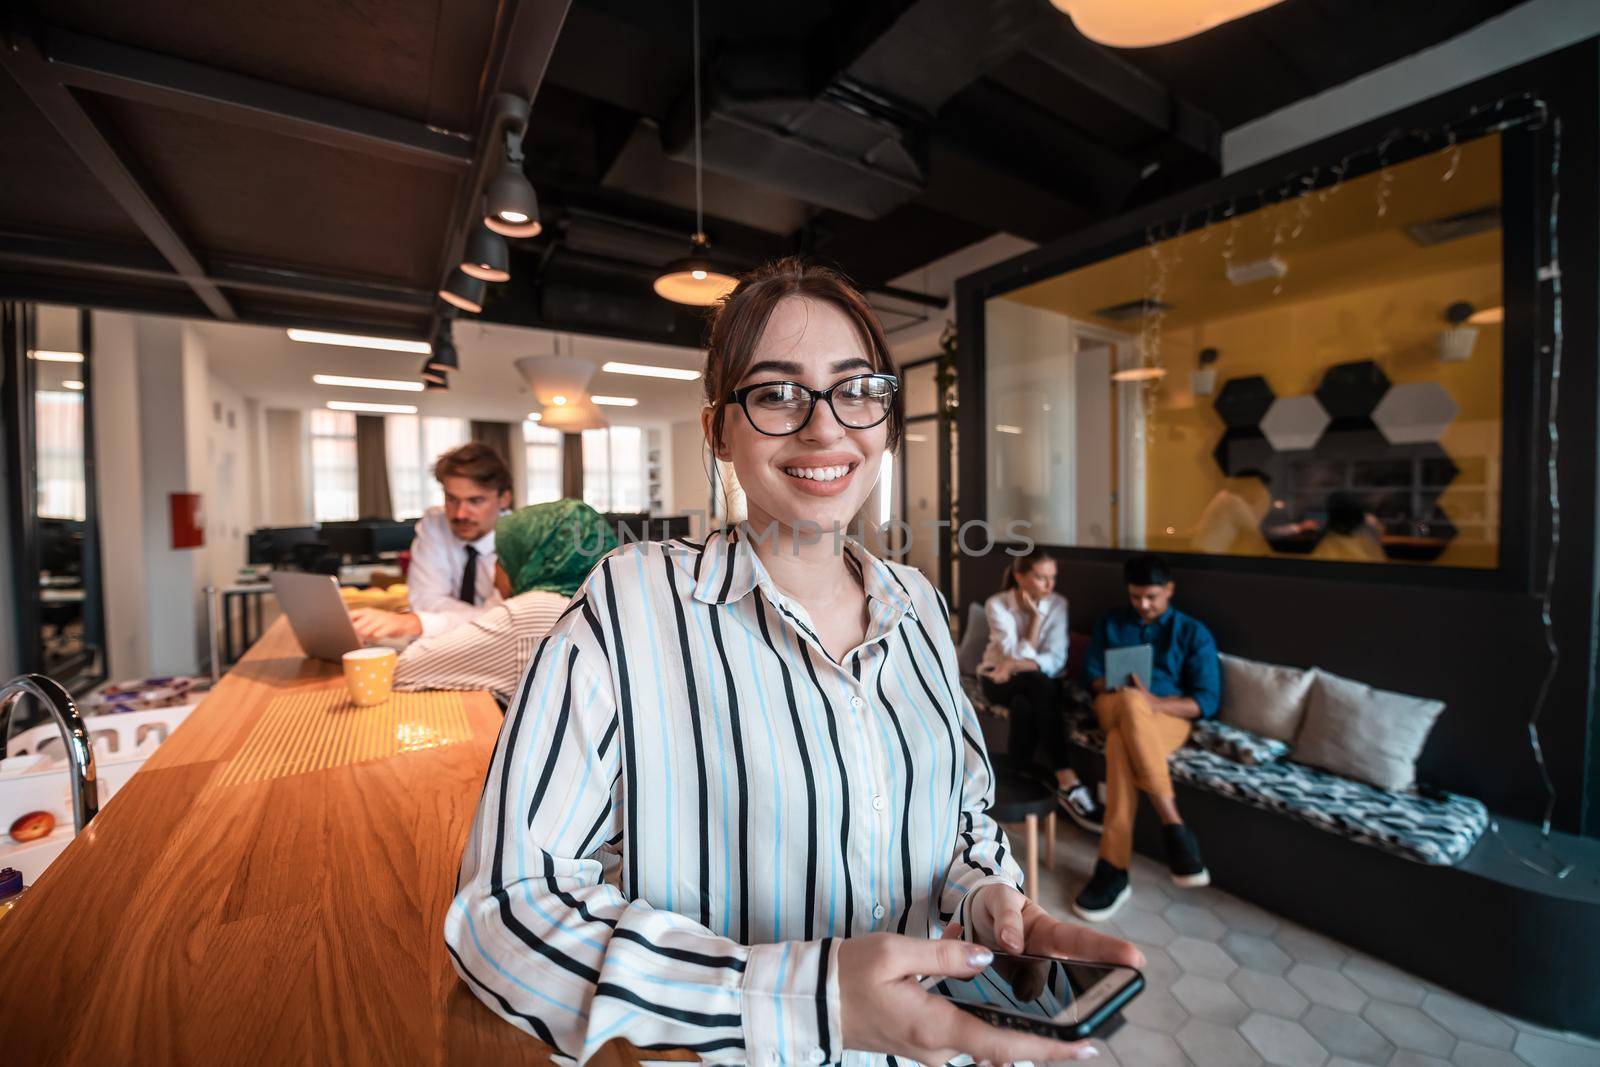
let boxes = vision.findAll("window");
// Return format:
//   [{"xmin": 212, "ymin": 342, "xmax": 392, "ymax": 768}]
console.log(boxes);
[
  {"xmin": 387, "ymin": 414, "xmax": 470, "ymax": 519},
  {"xmin": 309, "ymin": 409, "xmax": 358, "ymax": 522},
  {"xmin": 582, "ymin": 426, "xmax": 645, "ymax": 512},
  {"xmin": 983, "ymin": 131, "xmax": 1504, "ymax": 569},
  {"xmin": 35, "ymin": 390, "xmax": 86, "ymax": 521},
  {"xmin": 523, "ymin": 421, "xmax": 563, "ymax": 504}
]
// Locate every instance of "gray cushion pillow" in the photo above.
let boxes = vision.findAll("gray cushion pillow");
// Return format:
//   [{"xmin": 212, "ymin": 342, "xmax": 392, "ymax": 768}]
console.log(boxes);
[
  {"xmin": 1219, "ymin": 653, "xmax": 1315, "ymax": 742},
  {"xmin": 956, "ymin": 602, "xmax": 990, "ymax": 677},
  {"xmin": 1293, "ymin": 669, "xmax": 1445, "ymax": 792}
]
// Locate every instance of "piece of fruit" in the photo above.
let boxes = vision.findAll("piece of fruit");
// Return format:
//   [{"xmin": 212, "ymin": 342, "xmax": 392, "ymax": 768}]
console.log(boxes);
[{"xmin": 9, "ymin": 811, "xmax": 55, "ymax": 842}]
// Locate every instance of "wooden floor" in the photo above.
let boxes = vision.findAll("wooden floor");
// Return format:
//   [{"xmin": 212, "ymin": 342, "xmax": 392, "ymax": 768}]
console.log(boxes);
[{"xmin": 0, "ymin": 620, "xmax": 594, "ymax": 1065}]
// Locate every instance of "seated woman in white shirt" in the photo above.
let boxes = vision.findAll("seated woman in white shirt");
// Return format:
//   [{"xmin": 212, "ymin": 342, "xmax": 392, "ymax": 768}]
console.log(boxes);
[
  {"xmin": 393, "ymin": 500, "xmax": 617, "ymax": 704},
  {"xmin": 445, "ymin": 257, "xmax": 1140, "ymax": 1064},
  {"xmin": 979, "ymin": 551, "xmax": 1104, "ymax": 834}
]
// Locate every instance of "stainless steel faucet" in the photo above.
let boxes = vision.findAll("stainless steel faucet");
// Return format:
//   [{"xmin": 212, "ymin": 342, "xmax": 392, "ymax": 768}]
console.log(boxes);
[{"xmin": 0, "ymin": 674, "xmax": 99, "ymax": 832}]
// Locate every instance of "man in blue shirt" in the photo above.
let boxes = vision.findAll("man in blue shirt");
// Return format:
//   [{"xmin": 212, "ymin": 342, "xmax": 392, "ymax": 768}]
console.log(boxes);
[{"xmin": 1073, "ymin": 554, "xmax": 1220, "ymax": 922}]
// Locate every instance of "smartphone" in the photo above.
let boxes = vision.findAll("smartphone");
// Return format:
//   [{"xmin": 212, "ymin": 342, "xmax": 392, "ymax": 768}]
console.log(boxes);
[{"xmin": 924, "ymin": 952, "xmax": 1144, "ymax": 1041}]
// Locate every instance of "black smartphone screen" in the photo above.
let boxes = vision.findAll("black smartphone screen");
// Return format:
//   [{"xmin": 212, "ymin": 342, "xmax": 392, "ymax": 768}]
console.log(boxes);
[{"xmin": 924, "ymin": 951, "xmax": 1145, "ymax": 1041}]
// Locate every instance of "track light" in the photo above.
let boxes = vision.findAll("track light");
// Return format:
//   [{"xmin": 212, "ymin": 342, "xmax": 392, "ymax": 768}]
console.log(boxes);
[
  {"xmin": 421, "ymin": 360, "xmax": 448, "ymax": 386},
  {"xmin": 461, "ymin": 225, "xmax": 511, "ymax": 282},
  {"xmin": 439, "ymin": 270, "xmax": 485, "ymax": 313},
  {"xmin": 424, "ymin": 375, "xmax": 449, "ymax": 392},
  {"xmin": 426, "ymin": 332, "xmax": 460, "ymax": 374},
  {"xmin": 484, "ymin": 162, "xmax": 541, "ymax": 238}
]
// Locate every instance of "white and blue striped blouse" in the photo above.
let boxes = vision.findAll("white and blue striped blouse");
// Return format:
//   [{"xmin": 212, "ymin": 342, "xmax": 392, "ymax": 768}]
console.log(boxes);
[{"xmin": 446, "ymin": 526, "xmax": 1024, "ymax": 1064}]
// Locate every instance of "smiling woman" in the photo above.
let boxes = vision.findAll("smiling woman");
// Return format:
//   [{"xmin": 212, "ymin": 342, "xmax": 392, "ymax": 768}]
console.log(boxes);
[{"xmin": 445, "ymin": 258, "xmax": 1141, "ymax": 1065}]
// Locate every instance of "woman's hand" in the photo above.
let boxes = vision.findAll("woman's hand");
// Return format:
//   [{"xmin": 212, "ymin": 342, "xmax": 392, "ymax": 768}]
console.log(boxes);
[
  {"xmin": 964, "ymin": 883, "xmax": 1145, "ymax": 970},
  {"xmin": 837, "ymin": 933, "xmax": 1101, "ymax": 1064}
]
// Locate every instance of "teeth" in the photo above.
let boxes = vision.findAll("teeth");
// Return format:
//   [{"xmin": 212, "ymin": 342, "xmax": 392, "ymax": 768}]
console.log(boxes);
[{"xmin": 783, "ymin": 464, "xmax": 851, "ymax": 482}]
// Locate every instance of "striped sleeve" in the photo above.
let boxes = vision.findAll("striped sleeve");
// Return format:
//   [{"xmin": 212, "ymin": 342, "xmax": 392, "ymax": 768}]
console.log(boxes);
[
  {"xmin": 445, "ymin": 579, "xmax": 842, "ymax": 1064},
  {"xmin": 394, "ymin": 591, "xmax": 567, "ymax": 702}
]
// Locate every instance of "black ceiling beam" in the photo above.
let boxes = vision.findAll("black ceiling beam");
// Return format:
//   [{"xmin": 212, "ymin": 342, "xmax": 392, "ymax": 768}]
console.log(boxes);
[
  {"xmin": 35, "ymin": 26, "xmax": 475, "ymax": 172},
  {"xmin": 0, "ymin": 231, "xmax": 433, "ymax": 314},
  {"xmin": 0, "ymin": 21, "xmax": 237, "ymax": 320}
]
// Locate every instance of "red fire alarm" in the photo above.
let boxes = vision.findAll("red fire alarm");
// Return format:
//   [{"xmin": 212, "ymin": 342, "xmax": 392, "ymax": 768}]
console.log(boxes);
[{"xmin": 170, "ymin": 492, "xmax": 204, "ymax": 549}]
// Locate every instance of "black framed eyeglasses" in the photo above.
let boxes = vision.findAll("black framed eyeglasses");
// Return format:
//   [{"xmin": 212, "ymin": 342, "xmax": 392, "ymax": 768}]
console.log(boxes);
[{"xmin": 729, "ymin": 373, "xmax": 899, "ymax": 437}]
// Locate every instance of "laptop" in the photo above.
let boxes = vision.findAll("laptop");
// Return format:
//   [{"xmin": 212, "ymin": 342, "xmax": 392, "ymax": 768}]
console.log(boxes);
[{"xmin": 269, "ymin": 572, "xmax": 364, "ymax": 662}]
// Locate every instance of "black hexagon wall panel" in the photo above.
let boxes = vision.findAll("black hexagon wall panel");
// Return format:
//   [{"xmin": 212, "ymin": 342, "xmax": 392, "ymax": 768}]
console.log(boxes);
[
  {"xmin": 1315, "ymin": 359, "xmax": 1392, "ymax": 424},
  {"xmin": 1213, "ymin": 375, "xmax": 1275, "ymax": 429}
]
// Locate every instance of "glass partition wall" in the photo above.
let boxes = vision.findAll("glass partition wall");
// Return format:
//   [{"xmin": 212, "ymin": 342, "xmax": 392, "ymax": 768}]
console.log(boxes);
[
  {"xmin": 2, "ymin": 303, "xmax": 106, "ymax": 693},
  {"xmin": 985, "ymin": 132, "xmax": 1504, "ymax": 570}
]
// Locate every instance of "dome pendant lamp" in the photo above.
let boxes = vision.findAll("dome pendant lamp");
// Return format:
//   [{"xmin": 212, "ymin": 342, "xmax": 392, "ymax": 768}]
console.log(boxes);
[
  {"xmin": 653, "ymin": 0, "xmax": 738, "ymax": 306},
  {"xmin": 1049, "ymin": 0, "xmax": 1287, "ymax": 48},
  {"xmin": 461, "ymin": 224, "xmax": 511, "ymax": 282},
  {"xmin": 440, "ymin": 269, "xmax": 486, "ymax": 313}
]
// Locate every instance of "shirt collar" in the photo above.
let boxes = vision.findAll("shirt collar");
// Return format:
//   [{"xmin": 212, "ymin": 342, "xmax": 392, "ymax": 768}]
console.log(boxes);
[{"xmin": 690, "ymin": 525, "xmax": 918, "ymax": 621}]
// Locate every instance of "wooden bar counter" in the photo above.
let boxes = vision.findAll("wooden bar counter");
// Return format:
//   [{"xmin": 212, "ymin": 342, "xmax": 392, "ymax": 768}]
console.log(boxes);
[{"xmin": 0, "ymin": 619, "xmax": 570, "ymax": 1065}]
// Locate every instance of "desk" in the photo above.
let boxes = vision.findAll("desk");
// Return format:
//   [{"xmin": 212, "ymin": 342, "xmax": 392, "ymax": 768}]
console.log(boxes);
[{"xmin": 0, "ymin": 619, "xmax": 653, "ymax": 1065}]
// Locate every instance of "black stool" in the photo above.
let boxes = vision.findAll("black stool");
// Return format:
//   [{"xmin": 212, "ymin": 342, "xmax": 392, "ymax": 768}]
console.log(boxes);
[{"xmin": 989, "ymin": 761, "xmax": 1058, "ymax": 900}]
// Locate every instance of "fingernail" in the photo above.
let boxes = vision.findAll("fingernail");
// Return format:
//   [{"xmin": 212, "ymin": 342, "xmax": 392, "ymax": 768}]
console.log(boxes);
[
  {"xmin": 1073, "ymin": 1046, "xmax": 1101, "ymax": 1060},
  {"xmin": 967, "ymin": 946, "xmax": 994, "ymax": 968}
]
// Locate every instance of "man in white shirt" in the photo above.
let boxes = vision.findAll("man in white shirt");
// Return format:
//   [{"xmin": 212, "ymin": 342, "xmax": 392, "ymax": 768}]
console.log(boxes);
[{"xmin": 350, "ymin": 442, "xmax": 511, "ymax": 641}]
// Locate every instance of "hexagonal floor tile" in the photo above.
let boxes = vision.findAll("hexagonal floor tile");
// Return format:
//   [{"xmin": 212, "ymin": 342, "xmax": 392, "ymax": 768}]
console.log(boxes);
[
  {"xmin": 1362, "ymin": 1001, "xmax": 1454, "ymax": 1056},
  {"xmin": 1122, "ymin": 983, "xmax": 1190, "ymax": 1034},
  {"xmin": 1169, "ymin": 936, "xmax": 1239, "ymax": 979},
  {"xmin": 1165, "ymin": 901, "xmax": 1227, "ymax": 940},
  {"xmin": 1286, "ymin": 963, "xmax": 1367, "ymax": 1013},
  {"xmin": 1260, "ymin": 394, "xmax": 1331, "ymax": 451},
  {"xmin": 1273, "ymin": 922, "xmax": 1349, "ymax": 968},
  {"xmin": 1171, "ymin": 973, "xmax": 1251, "ymax": 1025},
  {"xmin": 1117, "ymin": 904, "xmax": 1180, "ymax": 947},
  {"xmin": 1513, "ymin": 1028, "xmax": 1600, "ymax": 1067},
  {"xmin": 1240, "ymin": 1013, "xmax": 1329, "ymax": 1067},
  {"xmin": 1176, "ymin": 1016, "xmax": 1264, "ymax": 1067},
  {"xmin": 1340, "ymin": 954, "xmax": 1427, "ymax": 1006},
  {"xmin": 1229, "ymin": 970, "xmax": 1311, "ymax": 1020},
  {"xmin": 1372, "ymin": 380, "xmax": 1460, "ymax": 444},
  {"xmin": 1419, "ymin": 990, "xmax": 1515, "ymax": 1049},
  {"xmin": 1387, "ymin": 1052, "xmax": 1452, "ymax": 1067},
  {"xmin": 1451, "ymin": 1042, "xmax": 1527, "ymax": 1067},
  {"xmin": 1210, "ymin": 893, "xmax": 1280, "ymax": 937},
  {"xmin": 1300, "ymin": 1005, "xmax": 1394, "ymax": 1063},
  {"xmin": 1138, "ymin": 944, "xmax": 1183, "ymax": 988},
  {"xmin": 1107, "ymin": 1022, "xmax": 1189, "ymax": 1067},
  {"xmin": 1222, "ymin": 931, "xmax": 1293, "ymax": 976}
]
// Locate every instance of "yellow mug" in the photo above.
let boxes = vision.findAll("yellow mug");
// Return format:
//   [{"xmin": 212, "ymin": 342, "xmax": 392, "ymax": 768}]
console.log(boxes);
[{"xmin": 342, "ymin": 647, "xmax": 397, "ymax": 707}]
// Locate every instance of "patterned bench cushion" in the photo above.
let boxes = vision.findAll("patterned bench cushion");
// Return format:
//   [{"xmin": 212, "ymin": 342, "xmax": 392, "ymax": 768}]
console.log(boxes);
[
  {"xmin": 1061, "ymin": 709, "xmax": 1485, "ymax": 866},
  {"xmin": 965, "ymin": 675, "xmax": 1486, "ymax": 867}
]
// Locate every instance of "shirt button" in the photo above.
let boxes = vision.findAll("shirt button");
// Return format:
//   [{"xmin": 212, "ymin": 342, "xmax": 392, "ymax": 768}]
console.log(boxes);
[
  {"xmin": 872, "ymin": 902, "xmax": 886, "ymax": 920},
  {"xmin": 850, "ymin": 696, "xmax": 863, "ymax": 709},
  {"xmin": 807, "ymin": 1048, "xmax": 826, "ymax": 1065},
  {"xmin": 872, "ymin": 794, "xmax": 885, "ymax": 811}
]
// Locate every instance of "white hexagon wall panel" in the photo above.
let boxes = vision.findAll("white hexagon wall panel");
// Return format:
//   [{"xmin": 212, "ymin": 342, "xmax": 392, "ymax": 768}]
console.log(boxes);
[
  {"xmin": 1372, "ymin": 381, "xmax": 1460, "ymax": 445},
  {"xmin": 1259, "ymin": 395, "xmax": 1331, "ymax": 452}
]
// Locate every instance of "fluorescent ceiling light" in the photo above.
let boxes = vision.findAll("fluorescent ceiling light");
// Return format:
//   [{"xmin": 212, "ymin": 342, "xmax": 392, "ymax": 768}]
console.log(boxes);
[
  {"xmin": 287, "ymin": 328, "xmax": 430, "ymax": 354},
  {"xmin": 591, "ymin": 395, "xmax": 638, "ymax": 407},
  {"xmin": 29, "ymin": 350, "xmax": 84, "ymax": 363},
  {"xmin": 601, "ymin": 360, "xmax": 701, "ymax": 381},
  {"xmin": 326, "ymin": 400, "xmax": 417, "ymax": 415},
  {"xmin": 312, "ymin": 374, "xmax": 425, "ymax": 392},
  {"xmin": 995, "ymin": 424, "xmax": 1024, "ymax": 435},
  {"xmin": 61, "ymin": 380, "xmax": 84, "ymax": 391}
]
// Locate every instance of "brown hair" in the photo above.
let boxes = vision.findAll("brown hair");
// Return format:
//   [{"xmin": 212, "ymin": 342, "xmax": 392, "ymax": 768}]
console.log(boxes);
[
  {"xmin": 702, "ymin": 257, "xmax": 904, "ymax": 454},
  {"xmin": 1002, "ymin": 548, "xmax": 1057, "ymax": 591},
  {"xmin": 433, "ymin": 441, "xmax": 512, "ymax": 495}
]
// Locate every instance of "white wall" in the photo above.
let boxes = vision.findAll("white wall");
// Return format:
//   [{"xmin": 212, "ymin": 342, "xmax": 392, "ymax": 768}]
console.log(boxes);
[
  {"xmin": 1224, "ymin": 0, "xmax": 1600, "ymax": 172},
  {"xmin": 91, "ymin": 312, "xmax": 149, "ymax": 681},
  {"xmin": 263, "ymin": 408, "xmax": 313, "ymax": 526},
  {"xmin": 201, "ymin": 370, "xmax": 253, "ymax": 594},
  {"xmin": 669, "ymin": 418, "xmax": 712, "ymax": 534}
]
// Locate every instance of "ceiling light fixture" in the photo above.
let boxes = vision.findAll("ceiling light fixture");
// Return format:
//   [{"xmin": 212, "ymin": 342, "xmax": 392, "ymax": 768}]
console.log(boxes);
[
  {"xmin": 1111, "ymin": 366, "xmax": 1170, "ymax": 383},
  {"xmin": 483, "ymin": 114, "xmax": 542, "ymax": 238},
  {"xmin": 424, "ymin": 376, "xmax": 448, "ymax": 392},
  {"xmin": 312, "ymin": 374, "xmax": 426, "ymax": 392},
  {"xmin": 27, "ymin": 349, "xmax": 85, "ymax": 363},
  {"xmin": 1049, "ymin": 0, "xmax": 1287, "ymax": 48},
  {"xmin": 653, "ymin": 0, "xmax": 739, "ymax": 306},
  {"xmin": 426, "ymin": 327, "xmax": 460, "ymax": 374},
  {"xmin": 538, "ymin": 398, "xmax": 609, "ymax": 432},
  {"xmin": 439, "ymin": 270, "xmax": 486, "ymax": 313},
  {"xmin": 550, "ymin": 394, "xmax": 567, "ymax": 405},
  {"xmin": 601, "ymin": 360, "xmax": 701, "ymax": 381},
  {"xmin": 1469, "ymin": 305, "xmax": 1504, "ymax": 325},
  {"xmin": 61, "ymin": 380, "xmax": 84, "ymax": 391},
  {"xmin": 995, "ymin": 424, "xmax": 1024, "ymax": 435},
  {"xmin": 526, "ymin": 412, "xmax": 542, "ymax": 422},
  {"xmin": 461, "ymin": 225, "xmax": 511, "ymax": 282},
  {"xmin": 286, "ymin": 328, "xmax": 430, "ymax": 354},
  {"xmin": 591, "ymin": 395, "xmax": 638, "ymax": 407},
  {"xmin": 421, "ymin": 365, "xmax": 448, "ymax": 386},
  {"xmin": 327, "ymin": 400, "xmax": 418, "ymax": 415}
]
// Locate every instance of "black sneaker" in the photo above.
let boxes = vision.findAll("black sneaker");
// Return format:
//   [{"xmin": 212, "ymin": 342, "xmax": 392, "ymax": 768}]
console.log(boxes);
[
  {"xmin": 1072, "ymin": 859, "xmax": 1131, "ymax": 922},
  {"xmin": 1057, "ymin": 783, "xmax": 1104, "ymax": 835},
  {"xmin": 1163, "ymin": 823, "xmax": 1210, "ymax": 888}
]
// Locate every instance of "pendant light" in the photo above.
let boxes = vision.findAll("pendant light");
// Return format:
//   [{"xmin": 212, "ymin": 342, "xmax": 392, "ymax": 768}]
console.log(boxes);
[
  {"xmin": 654, "ymin": 0, "xmax": 738, "ymax": 306},
  {"xmin": 1049, "ymin": 0, "xmax": 1286, "ymax": 48},
  {"xmin": 426, "ymin": 326, "xmax": 460, "ymax": 374},
  {"xmin": 461, "ymin": 224, "xmax": 511, "ymax": 282},
  {"xmin": 484, "ymin": 131, "xmax": 542, "ymax": 238},
  {"xmin": 440, "ymin": 269, "xmax": 485, "ymax": 313}
]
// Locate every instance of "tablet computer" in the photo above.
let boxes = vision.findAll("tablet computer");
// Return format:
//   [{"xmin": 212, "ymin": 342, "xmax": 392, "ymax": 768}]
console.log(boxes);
[{"xmin": 1103, "ymin": 643, "xmax": 1154, "ymax": 690}]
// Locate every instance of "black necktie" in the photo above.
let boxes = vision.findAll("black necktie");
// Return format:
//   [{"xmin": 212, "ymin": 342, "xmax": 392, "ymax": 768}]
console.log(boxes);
[{"xmin": 459, "ymin": 544, "xmax": 479, "ymax": 605}]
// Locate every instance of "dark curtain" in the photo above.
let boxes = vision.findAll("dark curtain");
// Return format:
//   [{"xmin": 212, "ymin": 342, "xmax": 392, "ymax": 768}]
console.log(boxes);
[
  {"xmin": 354, "ymin": 414, "xmax": 393, "ymax": 520},
  {"xmin": 470, "ymin": 419, "xmax": 517, "ymax": 505},
  {"xmin": 561, "ymin": 432, "xmax": 583, "ymax": 500}
]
